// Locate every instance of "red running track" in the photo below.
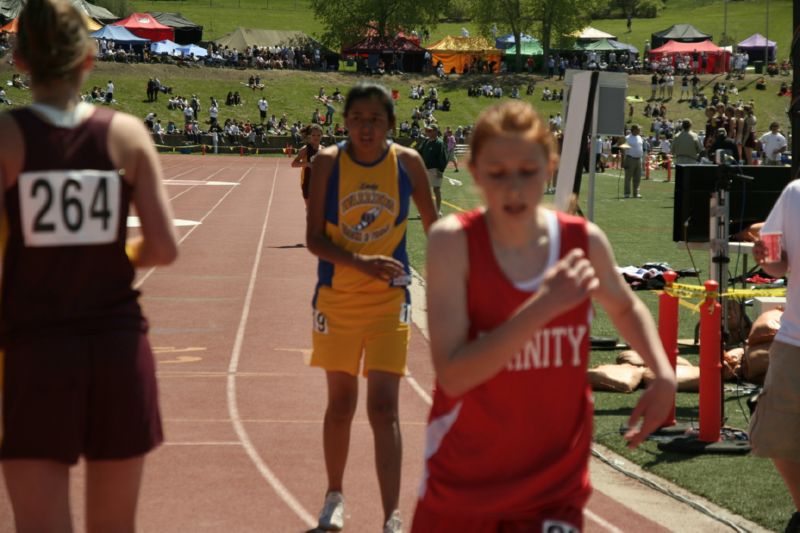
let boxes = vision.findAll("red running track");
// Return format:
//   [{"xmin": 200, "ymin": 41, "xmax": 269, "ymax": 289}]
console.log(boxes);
[{"xmin": 0, "ymin": 155, "xmax": 744, "ymax": 532}]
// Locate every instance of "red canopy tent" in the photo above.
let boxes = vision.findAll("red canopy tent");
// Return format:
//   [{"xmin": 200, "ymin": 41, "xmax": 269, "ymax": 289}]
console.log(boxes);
[
  {"xmin": 649, "ymin": 39, "xmax": 729, "ymax": 74},
  {"xmin": 112, "ymin": 13, "xmax": 174, "ymax": 42}
]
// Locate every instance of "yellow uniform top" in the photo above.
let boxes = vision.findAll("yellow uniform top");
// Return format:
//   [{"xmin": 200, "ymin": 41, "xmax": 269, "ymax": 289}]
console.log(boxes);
[{"xmin": 316, "ymin": 141, "xmax": 412, "ymax": 295}]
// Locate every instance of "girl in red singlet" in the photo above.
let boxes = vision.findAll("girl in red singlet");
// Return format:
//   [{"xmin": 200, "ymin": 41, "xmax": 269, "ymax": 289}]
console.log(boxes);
[
  {"xmin": 412, "ymin": 101, "xmax": 676, "ymax": 533},
  {"xmin": 0, "ymin": 1, "xmax": 178, "ymax": 530}
]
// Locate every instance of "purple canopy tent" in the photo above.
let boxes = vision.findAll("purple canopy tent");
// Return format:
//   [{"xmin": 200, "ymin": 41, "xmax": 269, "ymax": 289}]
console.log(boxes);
[{"xmin": 737, "ymin": 33, "xmax": 776, "ymax": 63}]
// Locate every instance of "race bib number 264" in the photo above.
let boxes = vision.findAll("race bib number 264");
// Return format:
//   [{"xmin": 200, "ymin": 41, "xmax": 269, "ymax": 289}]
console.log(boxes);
[{"xmin": 18, "ymin": 170, "xmax": 121, "ymax": 247}]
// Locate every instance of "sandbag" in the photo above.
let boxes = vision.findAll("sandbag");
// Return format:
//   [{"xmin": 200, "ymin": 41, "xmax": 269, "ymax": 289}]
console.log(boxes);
[
  {"xmin": 587, "ymin": 364, "xmax": 644, "ymax": 393},
  {"xmin": 616, "ymin": 350, "xmax": 691, "ymax": 367},
  {"xmin": 743, "ymin": 342, "xmax": 771, "ymax": 384},
  {"xmin": 748, "ymin": 309, "xmax": 783, "ymax": 346},
  {"xmin": 642, "ymin": 364, "xmax": 700, "ymax": 391}
]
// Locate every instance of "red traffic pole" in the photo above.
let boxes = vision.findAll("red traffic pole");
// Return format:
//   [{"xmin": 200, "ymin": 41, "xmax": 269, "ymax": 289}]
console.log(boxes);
[
  {"xmin": 645, "ymin": 156, "xmax": 651, "ymax": 180},
  {"xmin": 658, "ymin": 271, "xmax": 679, "ymax": 427},
  {"xmin": 699, "ymin": 280, "xmax": 722, "ymax": 443},
  {"xmin": 665, "ymin": 155, "xmax": 672, "ymax": 182},
  {"xmin": 201, "ymin": 143, "xmax": 206, "ymax": 156}
]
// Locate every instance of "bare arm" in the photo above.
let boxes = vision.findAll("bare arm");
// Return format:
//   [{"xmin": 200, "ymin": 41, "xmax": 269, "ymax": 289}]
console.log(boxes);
[
  {"xmin": 427, "ymin": 217, "xmax": 598, "ymax": 397},
  {"xmin": 305, "ymin": 145, "xmax": 405, "ymax": 282},
  {"xmin": 290, "ymin": 146, "xmax": 309, "ymax": 168},
  {"xmin": 396, "ymin": 145, "xmax": 437, "ymax": 233},
  {"xmin": 108, "ymin": 113, "xmax": 178, "ymax": 267},
  {"xmin": 588, "ymin": 223, "xmax": 676, "ymax": 447}
]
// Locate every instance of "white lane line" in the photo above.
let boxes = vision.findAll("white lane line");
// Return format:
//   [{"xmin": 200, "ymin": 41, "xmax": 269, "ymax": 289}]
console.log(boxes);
[
  {"xmin": 134, "ymin": 166, "xmax": 254, "ymax": 290},
  {"xmin": 406, "ymin": 267, "xmax": 433, "ymax": 406},
  {"xmin": 226, "ymin": 164, "xmax": 316, "ymax": 528},
  {"xmin": 166, "ymin": 166, "xmax": 228, "ymax": 202},
  {"xmin": 164, "ymin": 441, "xmax": 242, "ymax": 446},
  {"xmin": 585, "ymin": 509, "xmax": 626, "ymax": 533}
]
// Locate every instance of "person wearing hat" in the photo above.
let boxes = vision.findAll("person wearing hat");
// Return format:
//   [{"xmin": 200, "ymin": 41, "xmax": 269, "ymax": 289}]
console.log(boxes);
[
  {"xmin": 758, "ymin": 122, "xmax": 787, "ymax": 166},
  {"xmin": 622, "ymin": 124, "xmax": 645, "ymax": 198},
  {"xmin": 671, "ymin": 119, "xmax": 703, "ymax": 165},
  {"xmin": 417, "ymin": 123, "xmax": 448, "ymax": 214},
  {"xmin": 709, "ymin": 126, "xmax": 739, "ymax": 164}
]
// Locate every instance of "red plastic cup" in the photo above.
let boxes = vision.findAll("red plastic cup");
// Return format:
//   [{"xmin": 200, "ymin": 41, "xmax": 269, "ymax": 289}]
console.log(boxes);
[{"xmin": 761, "ymin": 232, "xmax": 783, "ymax": 263}]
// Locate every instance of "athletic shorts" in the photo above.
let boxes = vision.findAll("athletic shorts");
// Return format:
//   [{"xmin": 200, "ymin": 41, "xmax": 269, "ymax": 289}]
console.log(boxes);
[
  {"xmin": 427, "ymin": 168, "xmax": 443, "ymax": 188},
  {"xmin": 1, "ymin": 329, "xmax": 163, "ymax": 465},
  {"xmin": 310, "ymin": 286, "xmax": 410, "ymax": 377},
  {"xmin": 411, "ymin": 499, "xmax": 583, "ymax": 533},
  {"xmin": 748, "ymin": 340, "xmax": 800, "ymax": 462},
  {"xmin": 301, "ymin": 172, "xmax": 311, "ymax": 200}
]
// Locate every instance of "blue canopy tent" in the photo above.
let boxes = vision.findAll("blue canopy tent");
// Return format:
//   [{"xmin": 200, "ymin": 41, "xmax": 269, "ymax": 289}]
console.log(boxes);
[
  {"xmin": 150, "ymin": 39, "xmax": 180, "ymax": 55},
  {"xmin": 176, "ymin": 43, "xmax": 208, "ymax": 58},
  {"xmin": 494, "ymin": 33, "xmax": 539, "ymax": 50},
  {"xmin": 737, "ymin": 33, "xmax": 776, "ymax": 63},
  {"xmin": 91, "ymin": 25, "xmax": 150, "ymax": 45}
]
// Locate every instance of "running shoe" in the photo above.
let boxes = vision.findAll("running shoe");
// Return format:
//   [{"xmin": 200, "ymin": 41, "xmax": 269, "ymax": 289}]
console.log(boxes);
[
  {"xmin": 383, "ymin": 510, "xmax": 402, "ymax": 533},
  {"xmin": 317, "ymin": 491, "xmax": 344, "ymax": 531}
]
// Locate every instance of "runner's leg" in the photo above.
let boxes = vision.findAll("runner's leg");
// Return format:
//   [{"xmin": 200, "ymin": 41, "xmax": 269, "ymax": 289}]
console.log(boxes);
[
  {"xmin": 3, "ymin": 459, "xmax": 72, "ymax": 533},
  {"xmin": 85, "ymin": 456, "xmax": 145, "ymax": 533},
  {"xmin": 367, "ymin": 370, "xmax": 402, "ymax": 522},
  {"xmin": 324, "ymin": 371, "xmax": 359, "ymax": 493}
]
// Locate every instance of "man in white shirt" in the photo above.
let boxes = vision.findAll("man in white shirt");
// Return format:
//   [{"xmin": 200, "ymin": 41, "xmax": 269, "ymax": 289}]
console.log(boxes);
[
  {"xmin": 622, "ymin": 125, "xmax": 644, "ymax": 198},
  {"xmin": 759, "ymin": 122, "xmax": 788, "ymax": 165},
  {"xmin": 749, "ymin": 179, "xmax": 800, "ymax": 533},
  {"xmin": 105, "ymin": 80, "xmax": 114, "ymax": 104},
  {"xmin": 258, "ymin": 97, "xmax": 268, "ymax": 124}
]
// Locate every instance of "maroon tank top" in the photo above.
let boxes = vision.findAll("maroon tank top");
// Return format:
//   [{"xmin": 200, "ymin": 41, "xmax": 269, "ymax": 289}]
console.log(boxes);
[{"xmin": 1, "ymin": 106, "xmax": 143, "ymax": 340}]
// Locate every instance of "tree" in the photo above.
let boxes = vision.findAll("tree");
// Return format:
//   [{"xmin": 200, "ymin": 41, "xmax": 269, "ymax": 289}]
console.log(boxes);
[
  {"xmin": 471, "ymin": 0, "xmax": 594, "ymax": 74},
  {"xmin": 310, "ymin": 0, "xmax": 441, "ymax": 49},
  {"xmin": 472, "ymin": 0, "xmax": 538, "ymax": 73}
]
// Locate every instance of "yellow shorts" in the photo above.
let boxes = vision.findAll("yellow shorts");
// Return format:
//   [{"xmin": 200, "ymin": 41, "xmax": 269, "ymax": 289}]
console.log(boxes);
[{"xmin": 311, "ymin": 286, "xmax": 410, "ymax": 377}]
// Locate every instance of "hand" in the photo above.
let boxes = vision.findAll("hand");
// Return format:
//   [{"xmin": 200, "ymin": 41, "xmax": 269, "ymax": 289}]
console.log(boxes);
[
  {"xmin": 623, "ymin": 376, "xmax": 677, "ymax": 448},
  {"xmin": 353, "ymin": 254, "xmax": 406, "ymax": 282},
  {"xmin": 538, "ymin": 249, "xmax": 599, "ymax": 315},
  {"xmin": 752, "ymin": 239, "xmax": 768, "ymax": 265}
]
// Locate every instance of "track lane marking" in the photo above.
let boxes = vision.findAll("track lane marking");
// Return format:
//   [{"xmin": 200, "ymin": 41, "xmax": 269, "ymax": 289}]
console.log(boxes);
[
  {"xmin": 134, "ymin": 166, "xmax": 255, "ymax": 290},
  {"xmin": 225, "ymin": 163, "xmax": 317, "ymax": 528}
]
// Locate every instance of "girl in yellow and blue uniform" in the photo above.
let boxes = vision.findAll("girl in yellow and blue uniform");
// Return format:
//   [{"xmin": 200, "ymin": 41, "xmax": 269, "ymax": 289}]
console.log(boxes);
[{"xmin": 306, "ymin": 83, "xmax": 437, "ymax": 533}]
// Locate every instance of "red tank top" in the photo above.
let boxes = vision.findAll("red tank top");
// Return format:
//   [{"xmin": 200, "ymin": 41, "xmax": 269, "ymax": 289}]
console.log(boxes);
[
  {"xmin": 419, "ymin": 208, "xmax": 593, "ymax": 518},
  {"xmin": 1, "ymin": 106, "xmax": 143, "ymax": 340}
]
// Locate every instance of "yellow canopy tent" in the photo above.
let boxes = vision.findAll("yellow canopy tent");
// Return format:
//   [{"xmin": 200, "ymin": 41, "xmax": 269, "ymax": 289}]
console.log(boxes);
[{"xmin": 428, "ymin": 35, "xmax": 502, "ymax": 74}]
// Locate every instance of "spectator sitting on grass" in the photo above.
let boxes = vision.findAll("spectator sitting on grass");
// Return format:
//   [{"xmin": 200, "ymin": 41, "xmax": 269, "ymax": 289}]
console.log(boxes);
[
  {"xmin": 166, "ymin": 121, "xmax": 177, "ymax": 135},
  {"xmin": 0, "ymin": 87, "xmax": 11, "ymax": 105},
  {"xmin": 541, "ymin": 87, "xmax": 552, "ymax": 101},
  {"xmin": 440, "ymin": 97, "xmax": 451, "ymax": 111}
]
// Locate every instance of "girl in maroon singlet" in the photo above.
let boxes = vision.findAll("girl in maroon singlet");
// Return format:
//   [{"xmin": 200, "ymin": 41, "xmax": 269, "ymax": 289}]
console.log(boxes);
[
  {"xmin": 0, "ymin": 0, "xmax": 178, "ymax": 530},
  {"xmin": 291, "ymin": 123, "xmax": 323, "ymax": 207},
  {"xmin": 412, "ymin": 101, "xmax": 676, "ymax": 532}
]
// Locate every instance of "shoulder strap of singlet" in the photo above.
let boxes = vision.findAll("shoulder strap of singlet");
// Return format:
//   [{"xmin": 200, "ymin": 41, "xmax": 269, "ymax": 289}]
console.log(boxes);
[{"xmin": 556, "ymin": 211, "xmax": 589, "ymax": 258}]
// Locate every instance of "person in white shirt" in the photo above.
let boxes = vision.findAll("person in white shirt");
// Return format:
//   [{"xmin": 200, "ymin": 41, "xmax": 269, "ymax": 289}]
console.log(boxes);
[
  {"xmin": 183, "ymin": 105, "xmax": 194, "ymax": 127},
  {"xmin": 758, "ymin": 122, "xmax": 788, "ymax": 165},
  {"xmin": 257, "ymin": 97, "xmax": 268, "ymax": 124},
  {"xmin": 659, "ymin": 137, "xmax": 671, "ymax": 156},
  {"xmin": 105, "ymin": 80, "xmax": 114, "ymax": 104},
  {"xmin": 209, "ymin": 102, "xmax": 219, "ymax": 128},
  {"xmin": 622, "ymin": 125, "xmax": 644, "ymax": 198},
  {"xmin": 749, "ymin": 178, "xmax": 800, "ymax": 533}
]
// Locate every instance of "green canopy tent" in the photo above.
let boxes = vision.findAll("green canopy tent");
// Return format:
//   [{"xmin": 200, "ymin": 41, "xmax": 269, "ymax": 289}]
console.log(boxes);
[{"xmin": 502, "ymin": 39, "xmax": 544, "ymax": 72}]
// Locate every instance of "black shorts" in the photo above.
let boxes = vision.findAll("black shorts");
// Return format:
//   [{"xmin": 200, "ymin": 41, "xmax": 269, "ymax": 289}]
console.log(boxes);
[
  {"xmin": 301, "ymin": 173, "xmax": 311, "ymax": 199},
  {"xmin": 1, "ymin": 329, "xmax": 163, "ymax": 464}
]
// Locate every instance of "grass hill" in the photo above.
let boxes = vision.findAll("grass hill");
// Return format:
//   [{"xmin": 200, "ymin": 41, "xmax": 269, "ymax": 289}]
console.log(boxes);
[{"xmin": 127, "ymin": 0, "xmax": 794, "ymax": 57}]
